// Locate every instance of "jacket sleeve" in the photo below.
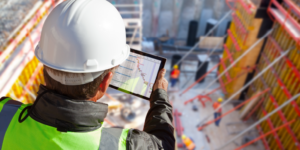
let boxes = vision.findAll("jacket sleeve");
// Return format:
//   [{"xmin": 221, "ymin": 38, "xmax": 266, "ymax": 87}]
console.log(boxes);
[
  {"xmin": 126, "ymin": 89, "xmax": 175, "ymax": 150},
  {"xmin": 144, "ymin": 88, "xmax": 175, "ymax": 149}
]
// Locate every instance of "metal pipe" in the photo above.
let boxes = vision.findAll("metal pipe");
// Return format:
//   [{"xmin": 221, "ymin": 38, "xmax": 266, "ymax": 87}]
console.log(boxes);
[
  {"xmin": 130, "ymin": 27, "xmax": 138, "ymax": 46},
  {"xmin": 183, "ymin": 65, "xmax": 257, "ymax": 105},
  {"xmin": 181, "ymin": 55, "xmax": 230, "ymax": 95},
  {"xmin": 198, "ymin": 46, "xmax": 292, "ymax": 125},
  {"xmin": 202, "ymin": 29, "xmax": 273, "ymax": 92},
  {"xmin": 181, "ymin": 34, "xmax": 228, "ymax": 89},
  {"xmin": 216, "ymin": 93, "xmax": 300, "ymax": 150},
  {"xmin": 205, "ymin": 65, "xmax": 257, "ymax": 96},
  {"xmin": 174, "ymin": 10, "xmax": 232, "ymax": 66},
  {"xmin": 195, "ymin": 35, "xmax": 227, "ymax": 72},
  {"xmin": 235, "ymin": 119, "xmax": 295, "ymax": 150}
]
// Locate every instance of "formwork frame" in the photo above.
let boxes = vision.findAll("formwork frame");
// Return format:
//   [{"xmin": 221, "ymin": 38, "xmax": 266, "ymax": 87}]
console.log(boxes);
[
  {"xmin": 217, "ymin": 0, "xmax": 270, "ymax": 100},
  {"xmin": 210, "ymin": 1, "xmax": 300, "ymax": 149},
  {"xmin": 0, "ymin": 0, "xmax": 63, "ymax": 103},
  {"xmin": 197, "ymin": 45, "xmax": 292, "ymax": 131},
  {"xmin": 216, "ymin": 93, "xmax": 300, "ymax": 150},
  {"xmin": 242, "ymin": 1, "xmax": 300, "ymax": 148}
]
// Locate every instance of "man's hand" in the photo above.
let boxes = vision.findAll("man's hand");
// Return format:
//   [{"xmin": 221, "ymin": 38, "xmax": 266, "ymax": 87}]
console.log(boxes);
[{"xmin": 153, "ymin": 68, "xmax": 168, "ymax": 92}]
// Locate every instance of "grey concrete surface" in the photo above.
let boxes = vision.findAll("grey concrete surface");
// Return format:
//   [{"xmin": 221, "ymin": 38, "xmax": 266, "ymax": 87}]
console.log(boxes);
[{"xmin": 109, "ymin": 0, "xmax": 231, "ymax": 38}]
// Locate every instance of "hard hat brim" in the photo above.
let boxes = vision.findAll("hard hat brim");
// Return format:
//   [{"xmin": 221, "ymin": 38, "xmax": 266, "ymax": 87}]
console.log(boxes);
[{"xmin": 35, "ymin": 44, "xmax": 130, "ymax": 73}]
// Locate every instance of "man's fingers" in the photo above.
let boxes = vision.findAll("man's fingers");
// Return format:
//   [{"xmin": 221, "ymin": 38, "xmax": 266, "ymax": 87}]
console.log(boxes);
[
  {"xmin": 158, "ymin": 68, "xmax": 166, "ymax": 79},
  {"xmin": 152, "ymin": 69, "xmax": 168, "ymax": 92}
]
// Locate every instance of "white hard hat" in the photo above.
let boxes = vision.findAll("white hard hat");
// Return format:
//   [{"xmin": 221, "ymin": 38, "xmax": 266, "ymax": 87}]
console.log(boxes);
[{"xmin": 35, "ymin": 0, "xmax": 130, "ymax": 74}]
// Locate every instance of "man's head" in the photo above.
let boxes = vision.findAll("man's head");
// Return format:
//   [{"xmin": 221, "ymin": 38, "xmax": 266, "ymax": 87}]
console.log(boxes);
[
  {"xmin": 43, "ymin": 66, "xmax": 117, "ymax": 101},
  {"xmin": 35, "ymin": 0, "xmax": 130, "ymax": 101},
  {"xmin": 35, "ymin": 0, "xmax": 130, "ymax": 99}
]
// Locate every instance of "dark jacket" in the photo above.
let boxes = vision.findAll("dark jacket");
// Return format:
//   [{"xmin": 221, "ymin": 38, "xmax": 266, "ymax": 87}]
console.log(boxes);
[{"xmin": 8, "ymin": 85, "xmax": 175, "ymax": 150}]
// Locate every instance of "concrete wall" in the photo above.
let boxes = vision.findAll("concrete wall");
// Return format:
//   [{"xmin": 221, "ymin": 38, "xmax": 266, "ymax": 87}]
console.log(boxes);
[
  {"xmin": 109, "ymin": 0, "xmax": 232, "ymax": 39},
  {"xmin": 143, "ymin": 0, "xmax": 231, "ymax": 38}
]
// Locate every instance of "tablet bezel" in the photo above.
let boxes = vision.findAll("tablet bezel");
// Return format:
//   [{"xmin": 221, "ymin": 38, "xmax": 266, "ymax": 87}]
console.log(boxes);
[{"xmin": 109, "ymin": 48, "xmax": 166, "ymax": 100}]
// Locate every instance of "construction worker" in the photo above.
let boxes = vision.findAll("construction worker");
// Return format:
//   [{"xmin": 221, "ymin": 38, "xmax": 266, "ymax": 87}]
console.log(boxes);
[
  {"xmin": 0, "ymin": 1, "xmax": 174, "ymax": 149},
  {"xmin": 170, "ymin": 64, "xmax": 180, "ymax": 87},
  {"xmin": 213, "ymin": 97, "xmax": 223, "ymax": 126},
  {"xmin": 182, "ymin": 135, "xmax": 196, "ymax": 150}
]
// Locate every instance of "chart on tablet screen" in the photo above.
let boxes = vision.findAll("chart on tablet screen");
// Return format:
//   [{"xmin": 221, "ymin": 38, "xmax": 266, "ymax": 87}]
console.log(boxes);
[{"xmin": 110, "ymin": 52, "xmax": 161, "ymax": 98}]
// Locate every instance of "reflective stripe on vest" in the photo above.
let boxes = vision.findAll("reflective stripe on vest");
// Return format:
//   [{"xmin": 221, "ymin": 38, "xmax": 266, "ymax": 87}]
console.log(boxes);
[
  {"xmin": 99, "ymin": 128, "xmax": 129, "ymax": 150},
  {"xmin": 0, "ymin": 98, "xmax": 22, "ymax": 149},
  {"xmin": 0, "ymin": 97, "xmax": 130, "ymax": 150}
]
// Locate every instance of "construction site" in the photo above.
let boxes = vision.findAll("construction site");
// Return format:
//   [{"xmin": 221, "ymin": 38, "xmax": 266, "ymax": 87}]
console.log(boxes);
[{"xmin": 1, "ymin": 0, "xmax": 300, "ymax": 149}]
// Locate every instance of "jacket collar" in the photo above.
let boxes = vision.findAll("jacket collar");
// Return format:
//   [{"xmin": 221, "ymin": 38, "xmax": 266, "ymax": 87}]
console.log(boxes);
[{"xmin": 30, "ymin": 85, "xmax": 108, "ymax": 132}]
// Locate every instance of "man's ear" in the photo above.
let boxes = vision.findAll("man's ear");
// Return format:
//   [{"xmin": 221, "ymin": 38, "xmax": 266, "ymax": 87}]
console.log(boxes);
[{"xmin": 99, "ymin": 72, "xmax": 114, "ymax": 93}]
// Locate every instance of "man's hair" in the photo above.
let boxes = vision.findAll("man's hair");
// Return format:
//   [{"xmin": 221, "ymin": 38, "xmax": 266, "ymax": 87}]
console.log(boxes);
[{"xmin": 43, "ymin": 66, "xmax": 116, "ymax": 100}]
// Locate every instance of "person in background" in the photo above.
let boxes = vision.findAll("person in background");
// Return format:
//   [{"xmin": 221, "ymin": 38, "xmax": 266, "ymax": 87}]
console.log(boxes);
[
  {"xmin": 170, "ymin": 64, "xmax": 180, "ymax": 87},
  {"xmin": 213, "ymin": 97, "xmax": 223, "ymax": 126},
  {"xmin": 182, "ymin": 134, "xmax": 195, "ymax": 150}
]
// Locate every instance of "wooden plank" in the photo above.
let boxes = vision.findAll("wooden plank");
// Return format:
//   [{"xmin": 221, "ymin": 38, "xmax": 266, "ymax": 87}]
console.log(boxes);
[
  {"xmin": 227, "ymin": 18, "xmax": 265, "ymax": 99},
  {"xmin": 198, "ymin": 36, "xmax": 224, "ymax": 49}
]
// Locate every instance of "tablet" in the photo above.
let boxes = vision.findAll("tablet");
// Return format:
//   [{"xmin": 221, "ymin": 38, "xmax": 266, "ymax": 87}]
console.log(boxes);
[{"xmin": 109, "ymin": 49, "xmax": 166, "ymax": 100}]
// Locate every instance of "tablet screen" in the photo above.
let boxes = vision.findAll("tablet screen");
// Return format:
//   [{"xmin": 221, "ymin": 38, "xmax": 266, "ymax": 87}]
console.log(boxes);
[{"xmin": 109, "ymin": 49, "xmax": 166, "ymax": 100}]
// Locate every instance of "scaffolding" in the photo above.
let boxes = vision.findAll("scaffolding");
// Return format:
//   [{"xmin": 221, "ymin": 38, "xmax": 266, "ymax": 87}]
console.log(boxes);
[
  {"xmin": 111, "ymin": 0, "xmax": 143, "ymax": 51},
  {"xmin": 0, "ymin": 0, "xmax": 58, "ymax": 104}
]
